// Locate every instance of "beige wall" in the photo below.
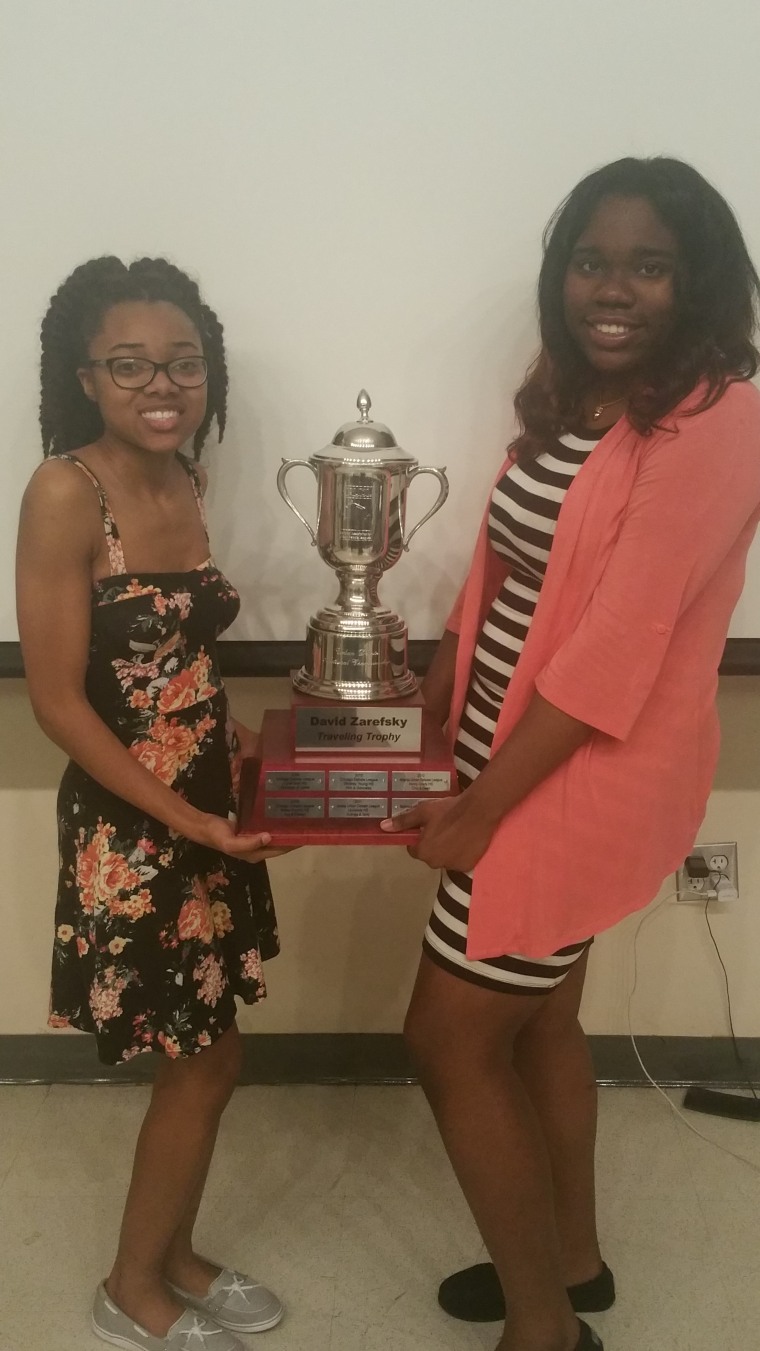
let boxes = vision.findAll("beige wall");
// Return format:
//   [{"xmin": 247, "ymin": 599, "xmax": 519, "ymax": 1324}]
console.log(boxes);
[{"xmin": 2, "ymin": 676, "xmax": 760, "ymax": 1041}]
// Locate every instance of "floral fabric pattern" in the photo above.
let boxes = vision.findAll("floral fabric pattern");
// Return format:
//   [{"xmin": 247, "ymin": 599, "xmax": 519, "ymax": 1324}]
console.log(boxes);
[{"xmin": 49, "ymin": 455, "xmax": 279, "ymax": 1066}]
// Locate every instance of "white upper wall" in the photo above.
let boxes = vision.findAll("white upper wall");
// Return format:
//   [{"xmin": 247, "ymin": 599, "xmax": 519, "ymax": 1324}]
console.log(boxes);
[{"xmin": 2, "ymin": 0, "xmax": 759, "ymax": 641}]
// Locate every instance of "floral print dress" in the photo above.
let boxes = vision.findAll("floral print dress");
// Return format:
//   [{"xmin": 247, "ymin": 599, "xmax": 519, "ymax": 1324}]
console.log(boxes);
[{"xmin": 49, "ymin": 454, "xmax": 279, "ymax": 1066}]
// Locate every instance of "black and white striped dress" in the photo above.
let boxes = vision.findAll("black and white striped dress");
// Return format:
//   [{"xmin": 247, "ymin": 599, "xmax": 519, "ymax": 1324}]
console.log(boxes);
[{"xmin": 423, "ymin": 430, "xmax": 603, "ymax": 994}]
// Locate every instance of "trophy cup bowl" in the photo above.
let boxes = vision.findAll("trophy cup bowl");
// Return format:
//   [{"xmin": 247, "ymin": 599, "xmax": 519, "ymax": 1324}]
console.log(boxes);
[
  {"xmin": 276, "ymin": 390, "xmax": 448, "ymax": 700},
  {"xmin": 240, "ymin": 390, "xmax": 457, "ymax": 846}
]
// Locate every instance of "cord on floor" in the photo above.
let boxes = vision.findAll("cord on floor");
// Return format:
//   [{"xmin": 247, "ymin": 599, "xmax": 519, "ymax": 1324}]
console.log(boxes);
[{"xmin": 626, "ymin": 891, "xmax": 760, "ymax": 1176}]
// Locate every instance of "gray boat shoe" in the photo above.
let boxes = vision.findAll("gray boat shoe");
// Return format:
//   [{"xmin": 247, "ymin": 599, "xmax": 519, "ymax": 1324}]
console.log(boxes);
[
  {"xmin": 168, "ymin": 1269, "xmax": 284, "ymax": 1333},
  {"xmin": 92, "ymin": 1283, "xmax": 246, "ymax": 1351}
]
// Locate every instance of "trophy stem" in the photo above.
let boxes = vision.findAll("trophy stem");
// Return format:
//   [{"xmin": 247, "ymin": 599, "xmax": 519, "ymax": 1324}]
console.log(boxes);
[
  {"xmin": 292, "ymin": 559, "xmax": 418, "ymax": 700},
  {"xmin": 335, "ymin": 565, "xmax": 381, "ymax": 613}
]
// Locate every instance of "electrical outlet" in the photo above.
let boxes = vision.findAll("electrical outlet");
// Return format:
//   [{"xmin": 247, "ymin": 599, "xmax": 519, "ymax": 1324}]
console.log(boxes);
[{"xmin": 676, "ymin": 842, "xmax": 739, "ymax": 903}]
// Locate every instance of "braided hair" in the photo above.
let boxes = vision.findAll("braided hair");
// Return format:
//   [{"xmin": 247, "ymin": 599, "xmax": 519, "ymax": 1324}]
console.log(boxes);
[{"xmin": 40, "ymin": 256, "xmax": 228, "ymax": 458}]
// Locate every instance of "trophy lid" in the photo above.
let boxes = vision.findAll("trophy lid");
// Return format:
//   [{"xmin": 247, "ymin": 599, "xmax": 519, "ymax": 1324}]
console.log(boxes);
[{"xmin": 313, "ymin": 390, "xmax": 416, "ymax": 466}]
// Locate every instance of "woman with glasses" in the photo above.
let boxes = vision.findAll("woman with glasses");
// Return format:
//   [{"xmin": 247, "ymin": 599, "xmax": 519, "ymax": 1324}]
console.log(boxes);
[{"xmin": 16, "ymin": 257, "xmax": 286, "ymax": 1351}]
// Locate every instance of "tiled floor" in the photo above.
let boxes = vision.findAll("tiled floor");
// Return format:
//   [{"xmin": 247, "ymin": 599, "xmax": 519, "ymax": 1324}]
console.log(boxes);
[{"xmin": 0, "ymin": 1083, "xmax": 758, "ymax": 1350}]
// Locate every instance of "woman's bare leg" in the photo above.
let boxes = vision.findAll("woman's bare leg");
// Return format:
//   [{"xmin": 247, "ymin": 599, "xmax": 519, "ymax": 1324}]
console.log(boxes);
[
  {"xmin": 514, "ymin": 953, "xmax": 603, "ymax": 1289},
  {"xmin": 405, "ymin": 956, "xmax": 580, "ymax": 1351},
  {"xmin": 105, "ymin": 1023, "xmax": 242, "ymax": 1336},
  {"xmin": 162, "ymin": 1136, "xmax": 223, "ymax": 1296}
]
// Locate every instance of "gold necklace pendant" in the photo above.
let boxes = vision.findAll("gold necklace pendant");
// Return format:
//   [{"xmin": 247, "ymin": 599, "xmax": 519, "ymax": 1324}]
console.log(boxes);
[{"xmin": 592, "ymin": 395, "xmax": 625, "ymax": 420}]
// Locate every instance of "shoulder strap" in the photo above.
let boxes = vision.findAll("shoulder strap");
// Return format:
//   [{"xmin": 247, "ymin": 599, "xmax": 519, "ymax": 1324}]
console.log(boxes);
[
  {"xmin": 57, "ymin": 454, "xmax": 127, "ymax": 576},
  {"xmin": 178, "ymin": 454, "xmax": 210, "ymax": 541}
]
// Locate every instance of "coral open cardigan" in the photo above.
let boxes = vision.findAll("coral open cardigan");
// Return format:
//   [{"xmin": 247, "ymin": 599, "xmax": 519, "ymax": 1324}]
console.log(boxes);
[{"xmin": 445, "ymin": 380, "xmax": 760, "ymax": 959}]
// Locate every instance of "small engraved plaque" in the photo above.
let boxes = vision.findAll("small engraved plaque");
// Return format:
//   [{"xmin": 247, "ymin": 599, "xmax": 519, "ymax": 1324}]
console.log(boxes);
[
  {"xmin": 391, "ymin": 770, "xmax": 451, "ymax": 793},
  {"xmin": 295, "ymin": 706, "xmax": 422, "ymax": 753},
  {"xmin": 266, "ymin": 770, "xmax": 325, "ymax": 792},
  {"xmin": 266, "ymin": 797, "xmax": 325, "ymax": 819},
  {"xmin": 391, "ymin": 797, "xmax": 428, "ymax": 816},
  {"xmin": 328, "ymin": 796, "xmax": 388, "ymax": 819},
  {"xmin": 329, "ymin": 770, "xmax": 389, "ymax": 792}
]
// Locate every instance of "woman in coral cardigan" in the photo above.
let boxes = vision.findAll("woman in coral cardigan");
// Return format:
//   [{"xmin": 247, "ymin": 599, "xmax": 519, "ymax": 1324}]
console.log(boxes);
[{"xmin": 383, "ymin": 157, "xmax": 760, "ymax": 1351}]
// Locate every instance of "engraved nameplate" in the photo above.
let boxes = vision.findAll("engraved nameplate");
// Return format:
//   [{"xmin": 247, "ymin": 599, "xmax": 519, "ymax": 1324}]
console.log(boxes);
[
  {"xmin": 391, "ymin": 770, "xmax": 451, "ymax": 793},
  {"xmin": 391, "ymin": 797, "xmax": 427, "ymax": 816},
  {"xmin": 295, "ymin": 706, "xmax": 422, "ymax": 753},
  {"xmin": 265, "ymin": 770, "xmax": 326, "ymax": 792},
  {"xmin": 329, "ymin": 770, "xmax": 389, "ymax": 792},
  {"xmin": 266, "ymin": 797, "xmax": 325, "ymax": 819},
  {"xmin": 328, "ymin": 796, "xmax": 388, "ymax": 819}
]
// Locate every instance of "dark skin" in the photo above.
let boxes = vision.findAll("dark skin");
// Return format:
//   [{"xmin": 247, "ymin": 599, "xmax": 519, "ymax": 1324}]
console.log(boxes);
[
  {"xmin": 566, "ymin": 193, "xmax": 679, "ymax": 419},
  {"xmin": 19, "ymin": 300, "xmax": 285, "ymax": 865},
  {"xmin": 17, "ymin": 299, "xmax": 290, "ymax": 1336},
  {"xmin": 382, "ymin": 194, "xmax": 680, "ymax": 876},
  {"xmin": 389, "ymin": 196, "xmax": 681, "ymax": 1351}
]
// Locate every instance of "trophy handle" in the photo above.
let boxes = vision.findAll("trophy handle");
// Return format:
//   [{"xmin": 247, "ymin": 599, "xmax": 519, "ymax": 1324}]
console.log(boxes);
[
  {"xmin": 402, "ymin": 466, "xmax": 449, "ymax": 551},
  {"xmin": 276, "ymin": 459, "xmax": 318, "ymax": 546}
]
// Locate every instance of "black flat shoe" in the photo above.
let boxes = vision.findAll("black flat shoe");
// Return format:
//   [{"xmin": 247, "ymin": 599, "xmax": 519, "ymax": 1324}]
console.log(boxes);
[
  {"xmin": 576, "ymin": 1319, "xmax": 604, "ymax": 1349},
  {"xmin": 437, "ymin": 1261, "xmax": 615, "ymax": 1323}
]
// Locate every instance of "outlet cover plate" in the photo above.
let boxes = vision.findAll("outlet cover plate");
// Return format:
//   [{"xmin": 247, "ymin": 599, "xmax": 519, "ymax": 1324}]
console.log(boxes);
[{"xmin": 676, "ymin": 841, "xmax": 739, "ymax": 903}]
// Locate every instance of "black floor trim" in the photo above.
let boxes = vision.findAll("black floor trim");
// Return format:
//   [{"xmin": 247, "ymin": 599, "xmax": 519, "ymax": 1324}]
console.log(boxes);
[{"xmin": 1, "ymin": 1033, "xmax": 759, "ymax": 1088}]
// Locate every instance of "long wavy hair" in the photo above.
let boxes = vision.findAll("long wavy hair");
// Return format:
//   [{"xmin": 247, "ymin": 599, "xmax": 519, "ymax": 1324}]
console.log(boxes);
[
  {"xmin": 40, "ymin": 256, "xmax": 228, "ymax": 459},
  {"xmin": 512, "ymin": 157, "xmax": 760, "ymax": 463}
]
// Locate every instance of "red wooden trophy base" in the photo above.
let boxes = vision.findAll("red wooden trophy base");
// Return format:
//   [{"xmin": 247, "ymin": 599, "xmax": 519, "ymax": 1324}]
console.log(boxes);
[{"xmin": 239, "ymin": 703, "xmax": 457, "ymax": 846}]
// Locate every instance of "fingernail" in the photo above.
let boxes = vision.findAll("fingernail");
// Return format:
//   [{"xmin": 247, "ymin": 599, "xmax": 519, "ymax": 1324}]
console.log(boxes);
[{"xmin": 380, "ymin": 819, "xmax": 393, "ymax": 830}]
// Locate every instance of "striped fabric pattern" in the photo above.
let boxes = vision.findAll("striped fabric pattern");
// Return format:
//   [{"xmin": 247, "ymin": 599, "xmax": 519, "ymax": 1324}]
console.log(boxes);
[{"xmin": 423, "ymin": 432, "xmax": 600, "ymax": 992}]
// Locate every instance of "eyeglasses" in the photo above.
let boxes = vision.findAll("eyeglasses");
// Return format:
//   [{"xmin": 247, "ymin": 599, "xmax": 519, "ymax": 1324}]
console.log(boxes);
[{"xmin": 87, "ymin": 356, "xmax": 209, "ymax": 390}]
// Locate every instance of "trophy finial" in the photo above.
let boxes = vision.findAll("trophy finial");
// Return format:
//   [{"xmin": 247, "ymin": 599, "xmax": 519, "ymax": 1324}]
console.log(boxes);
[{"xmin": 357, "ymin": 389, "xmax": 372, "ymax": 423}]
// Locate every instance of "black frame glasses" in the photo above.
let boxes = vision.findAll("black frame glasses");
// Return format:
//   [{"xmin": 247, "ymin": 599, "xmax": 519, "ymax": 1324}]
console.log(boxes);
[{"xmin": 87, "ymin": 356, "xmax": 209, "ymax": 390}]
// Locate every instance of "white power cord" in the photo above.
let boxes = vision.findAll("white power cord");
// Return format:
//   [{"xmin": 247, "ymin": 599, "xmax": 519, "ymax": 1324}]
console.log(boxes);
[{"xmin": 626, "ymin": 891, "xmax": 760, "ymax": 1176}]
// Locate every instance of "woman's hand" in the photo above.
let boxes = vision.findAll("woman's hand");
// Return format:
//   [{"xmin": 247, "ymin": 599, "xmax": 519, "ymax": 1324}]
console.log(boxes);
[
  {"xmin": 231, "ymin": 719, "xmax": 261, "ymax": 762},
  {"xmin": 380, "ymin": 794, "xmax": 496, "ymax": 872},
  {"xmin": 197, "ymin": 813, "xmax": 296, "ymax": 865}
]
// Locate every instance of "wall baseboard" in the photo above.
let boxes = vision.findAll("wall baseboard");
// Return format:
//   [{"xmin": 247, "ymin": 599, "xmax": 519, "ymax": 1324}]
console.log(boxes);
[{"xmin": 1, "ymin": 1032, "xmax": 759, "ymax": 1088}]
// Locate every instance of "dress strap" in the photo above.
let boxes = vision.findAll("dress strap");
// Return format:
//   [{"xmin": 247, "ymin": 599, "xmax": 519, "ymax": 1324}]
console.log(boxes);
[
  {"xmin": 57, "ymin": 454, "xmax": 127, "ymax": 576},
  {"xmin": 178, "ymin": 454, "xmax": 211, "ymax": 542}
]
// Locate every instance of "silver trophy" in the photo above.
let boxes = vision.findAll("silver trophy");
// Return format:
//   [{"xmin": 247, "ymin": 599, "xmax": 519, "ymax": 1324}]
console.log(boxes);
[{"xmin": 277, "ymin": 390, "xmax": 449, "ymax": 701}]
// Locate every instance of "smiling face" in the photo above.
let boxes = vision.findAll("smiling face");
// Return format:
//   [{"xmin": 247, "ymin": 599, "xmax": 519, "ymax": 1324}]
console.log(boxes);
[
  {"xmin": 78, "ymin": 300, "xmax": 208, "ymax": 455},
  {"xmin": 562, "ymin": 194, "xmax": 679, "ymax": 392}
]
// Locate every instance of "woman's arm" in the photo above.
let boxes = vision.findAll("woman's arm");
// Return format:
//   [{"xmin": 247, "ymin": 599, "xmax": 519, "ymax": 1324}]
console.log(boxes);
[
  {"xmin": 386, "ymin": 389, "xmax": 760, "ymax": 869},
  {"xmin": 458, "ymin": 692, "xmax": 591, "ymax": 829},
  {"xmin": 196, "ymin": 462, "xmax": 262, "ymax": 763},
  {"xmin": 536, "ymin": 389, "xmax": 760, "ymax": 739},
  {"xmin": 382, "ymin": 692, "xmax": 591, "ymax": 868},
  {"xmin": 420, "ymin": 573, "xmax": 467, "ymax": 727},
  {"xmin": 16, "ymin": 463, "xmax": 278, "ymax": 863},
  {"xmin": 421, "ymin": 628, "xmax": 459, "ymax": 727}
]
